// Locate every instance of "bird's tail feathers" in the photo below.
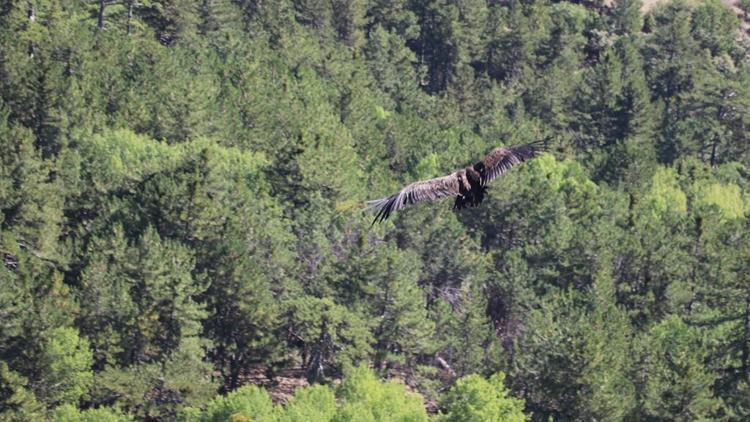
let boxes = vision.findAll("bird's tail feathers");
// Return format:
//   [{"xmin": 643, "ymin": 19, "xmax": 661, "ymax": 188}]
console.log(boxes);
[
  {"xmin": 365, "ymin": 196, "xmax": 398, "ymax": 226},
  {"xmin": 365, "ymin": 197, "xmax": 390, "ymax": 214}
]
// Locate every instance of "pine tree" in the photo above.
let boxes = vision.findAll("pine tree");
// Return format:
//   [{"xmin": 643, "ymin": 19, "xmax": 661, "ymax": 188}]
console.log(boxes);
[
  {"xmin": 408, "ymin": 0, "xmax": 461, "ymax": 92},
  {"xmin": 365, "ymin": 0, "xmax": 419, "ymax": 41},
  {"xmin": 76, "ymin": 228, "xmax": 136, "ymax": 369},
  {"xmin": 483, "ymin": 0, "xmax": 539, "ymax": 82},
  {"xmin": 196, "ymin": 0, "xmax": 243, "ymax": 37},
  {"xmin": 77, "ymin": 226, "xmax": 205, "ymax": 367},
  {"xmin": 90, "ymin": 337, "xmax": 215, "ymax": 419},
  {"xmin": 334, "ymin": 243, "xmax": 435, "ymax": 374},
  {"xmin": 615, "ymin": 167, "xmax": 692, "ymax": 326},
  {"xmin": 636, "ymin": 316, "xmax": 723, "ymax": 420},
  {"xmin": 576, "ymin": 266, "xmax": 636, "ymax": 420},
  {"xmin": 331, "ymin": 0, "xmax": 365, "ymax": 50},
  {"xmin": 363, "ymin": 25, "xmax": 420, "ymax": 106},
  {"xmin": 644, "ymin": 0, "xmax": 700, "ymax": 101},
  {"xmin": 669, "ymin": 53, "xmax": 750, "ymax": 167},
  {"xmin": 0, "ymin": 362, "xmax": 44, "ymax": 420},
  {"xmin": 680, "ymin": 202, "xmax": 750, "ymax": 418},
  {"xmin": 135, "ymin": 0, "xmax": 199, "ymax": 45},
  {"xmin": 611, "ymin": 0, "xmax": 643, "ymax": 36},
  {"xmin": 33, "ymin": 327, "xmax": 93, "ymax": 407},
  {"xmin": 508, "ymin": 289, "xmax": 588, "ymax": 420},
  {"xmin": 691, "ymin": 0, "xmax": 742, "ymax": 57},
  {"xmin": 0, "ymin": 1, "xmax": 83, "ymax": 157},
  {"xmin": 293, "ymin": 0, "xmax": 332, "ymax": 30}
]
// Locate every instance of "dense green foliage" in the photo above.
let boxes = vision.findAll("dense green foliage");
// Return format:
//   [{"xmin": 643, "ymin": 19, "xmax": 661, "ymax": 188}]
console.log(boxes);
[{"xmin": 1, "ymin": 0, "xmax": 750, "ymax": 420}]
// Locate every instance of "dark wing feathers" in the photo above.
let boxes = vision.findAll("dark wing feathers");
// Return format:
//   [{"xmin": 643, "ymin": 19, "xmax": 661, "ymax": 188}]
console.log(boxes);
[
  {"xmin": 367, "ymin": 173, "xmax": 460, "ymax": 224},
  {"xmin": 479, "ymin": 143, "xmax": 542, "ymax": 185}
]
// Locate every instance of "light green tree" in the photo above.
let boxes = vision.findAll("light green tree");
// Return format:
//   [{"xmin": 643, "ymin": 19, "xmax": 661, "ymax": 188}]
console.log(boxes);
[
  {"xmin": 438, "ymin": 372, "xmax": 527, "ymax": 422},
  {"xmin": 334, "ymin": 365, "xmax": 428, "ymax": 422},
  {"xmin": 35, "ymin": 327, "xmax": 93, "ymax": 407},
  {"xmin": 198, "ymin": 384, "xmax": 276, "ymax": 422},
  {"xmin": 280, "ymin": 385, "xmax": 337, "ymax": 422},
  {"xmin": 52, "ymin": 404, "xmax": 133, "ymax": 422}
]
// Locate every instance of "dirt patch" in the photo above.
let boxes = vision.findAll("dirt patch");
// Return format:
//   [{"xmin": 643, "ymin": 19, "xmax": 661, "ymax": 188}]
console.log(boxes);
[{"xmin": 245, "ymin": 366, "xmax": 310, "ymax": 404}]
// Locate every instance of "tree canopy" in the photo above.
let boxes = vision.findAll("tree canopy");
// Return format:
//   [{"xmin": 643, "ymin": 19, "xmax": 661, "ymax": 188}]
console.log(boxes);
[{"xmin": 2, "ymin": 0, "xmax": 750, "ymax": 420}]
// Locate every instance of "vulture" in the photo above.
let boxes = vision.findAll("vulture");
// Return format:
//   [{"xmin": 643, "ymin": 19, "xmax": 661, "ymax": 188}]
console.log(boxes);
[{"xmin": 367, "ymin": 142, "xmax": 544, "ymax": 224}]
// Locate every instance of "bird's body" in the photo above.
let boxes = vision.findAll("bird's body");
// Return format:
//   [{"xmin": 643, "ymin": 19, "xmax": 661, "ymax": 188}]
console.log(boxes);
[{"xmin": 367, "ymin": 142, "xmax": 543, "ymax": 224}]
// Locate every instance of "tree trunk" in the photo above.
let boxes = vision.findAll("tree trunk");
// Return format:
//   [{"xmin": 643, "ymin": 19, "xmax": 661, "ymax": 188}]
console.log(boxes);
[
  {"xmin": 742, "ymin": 295, "xmax": 750, "ymax": 381},
  {"xmin": 709, "ymin": 138, "xmax": 718, "ymax": 168},
  {"xmin": 127, "ymin": 1, "xmax": 135, "ymax": 35},
  {"xmin": 98, "ymin": 0, "xmax": 106, "ymax": 30},
  {"xmin": 228, "ymin": 355, "xmax": 240, "ymax": 391}
]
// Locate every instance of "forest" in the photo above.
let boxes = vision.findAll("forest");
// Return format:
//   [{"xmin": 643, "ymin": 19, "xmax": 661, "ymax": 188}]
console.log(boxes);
[{"xmin": 1, "ymin": 0, "xmax": 750, "ymax": 420}]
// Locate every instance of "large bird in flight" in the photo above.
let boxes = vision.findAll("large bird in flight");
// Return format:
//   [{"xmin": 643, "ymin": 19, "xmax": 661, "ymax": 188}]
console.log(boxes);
[{"xmin": 367, "ymin": 142, "xmax": 544, "ymax": 224}]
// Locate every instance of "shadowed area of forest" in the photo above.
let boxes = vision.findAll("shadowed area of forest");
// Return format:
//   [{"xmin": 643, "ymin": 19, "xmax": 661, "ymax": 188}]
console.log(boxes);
[{"xmin": 2, "ymin": 0, "xmax": 750, "ymax": 420}]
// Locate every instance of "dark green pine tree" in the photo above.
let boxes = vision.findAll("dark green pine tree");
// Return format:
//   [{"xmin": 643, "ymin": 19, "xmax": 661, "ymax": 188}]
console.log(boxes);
[
  {"xmin": 571, "ymin": 37, "xmax": 659, "ymax": 184},
  {"xmin": 643, "ymin": 0, "xmax": 700, "ymax": 101},
  {"xmin": 408, "ymin": 0, "xmax": 461, "ymax": 92},
  {"xmin": 287, "ymin": 296, "xmax": 373, "ymax": 384},
  {"xmin": 669, "ymin": 54, "xmax": 750, "ymax": 167},
  {"xmin": 483, "ymin": 0, "xmax": 537, "ymax": 82},
  {"xmin": 76, "ymin": 227, "xmax": 138, "ymax": 369},
  {"xmin": 334, "ymin": 242, "xmax": 436, "ymax": 376},
  {"xmin": 169, "ymin": 144, "xmax": 295, "ymax": 392},
  {"xmin": 365, "ymin": 0, "xmax": 419, "ymax": 41},
  {"xmin": 611, "ymin": 0, "xmax": 643, "ymax": 36},
  {"xmin": 136, "ymin": 0, "xmax": 200, "ymax": 45},
  {"xmin": 570, "ymin": 46, "xmax": 624, "ymax": 168},
  {"xmin": 601, "ymin": 37, "xmax": 659, "ymax": 186},
  {"xmin": 642, "ymin": 0, "xmax": 702, "ymax": 163},
  {"xmin": 690, "ymin": 0, "xmax": 742, "ymax": 58},
  {"xmin": 508, "ymin": 288, "xmax": 588, "ymax": 420},
  {"xmin": 0, "ymin": 362, "xmax": 44, "ymax": 420},
  {"xmin": 77, "ymin": 225, "xmax": 206, "ymax": 367},
  {"xmin": 363, "ymin": 25, "xmax": 420, "ymax": 106},
  {"xmin": 508, "ymin": 265, "xmax": 636, "ymax": 420},
  {"xmin": 330, "ymin": 0, "xmax": 366, "ymax": 50},
  {"xmin": 430, "ymin": 278, "xmax": 504, "ymax": 381},
  {"xmin": 199, "ymin": 222, "xmax": 291, "ymax": 391},
  {"xmin": 233, "ymin": 0, "xmax": 296, "ymax": 42},
  {"xmin": 614, "ymin": 167, "xmax": 692, "ymax": 326},
  {"xmin": 576, "ymin": 265, "xmax": 636, "ymax": 421},
  {"xmin": 292, "ymin": 0, "xmax": 333, "ymax": 31},
  {"xmin": 680, "ymin": 204, "xmax": 750, "ymax": 418},
  {"xmin": 381, "ymin": 207, "xmax": 503, "ymax": 383},
  {"xmin": 635, "ymin": 316, "xmax": 723, "ymax": 420},
  {"xmin": 196, "ymin": 0, "xmax": 243, "ymax": 37},
  {"xmin": 126, "ymin": 227, "xmax": 206, "ymax": 363},
  {"xmin": 0, "ymin": 99, "xmax": 79, "ymax": 406},
  {"xmin": 0, "ymin": 0, "xmax": 68, "ymax": 158}
]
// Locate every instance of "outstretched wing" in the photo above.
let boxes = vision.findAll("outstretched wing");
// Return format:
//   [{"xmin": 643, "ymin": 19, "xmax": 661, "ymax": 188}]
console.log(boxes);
[
  {"xmin": 367, "ymin": 173, "xmax": 460, "ymax": 224},
  {"xmin": 478, "ymin": 142, "xmax": 543, "ymax": 186}
]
